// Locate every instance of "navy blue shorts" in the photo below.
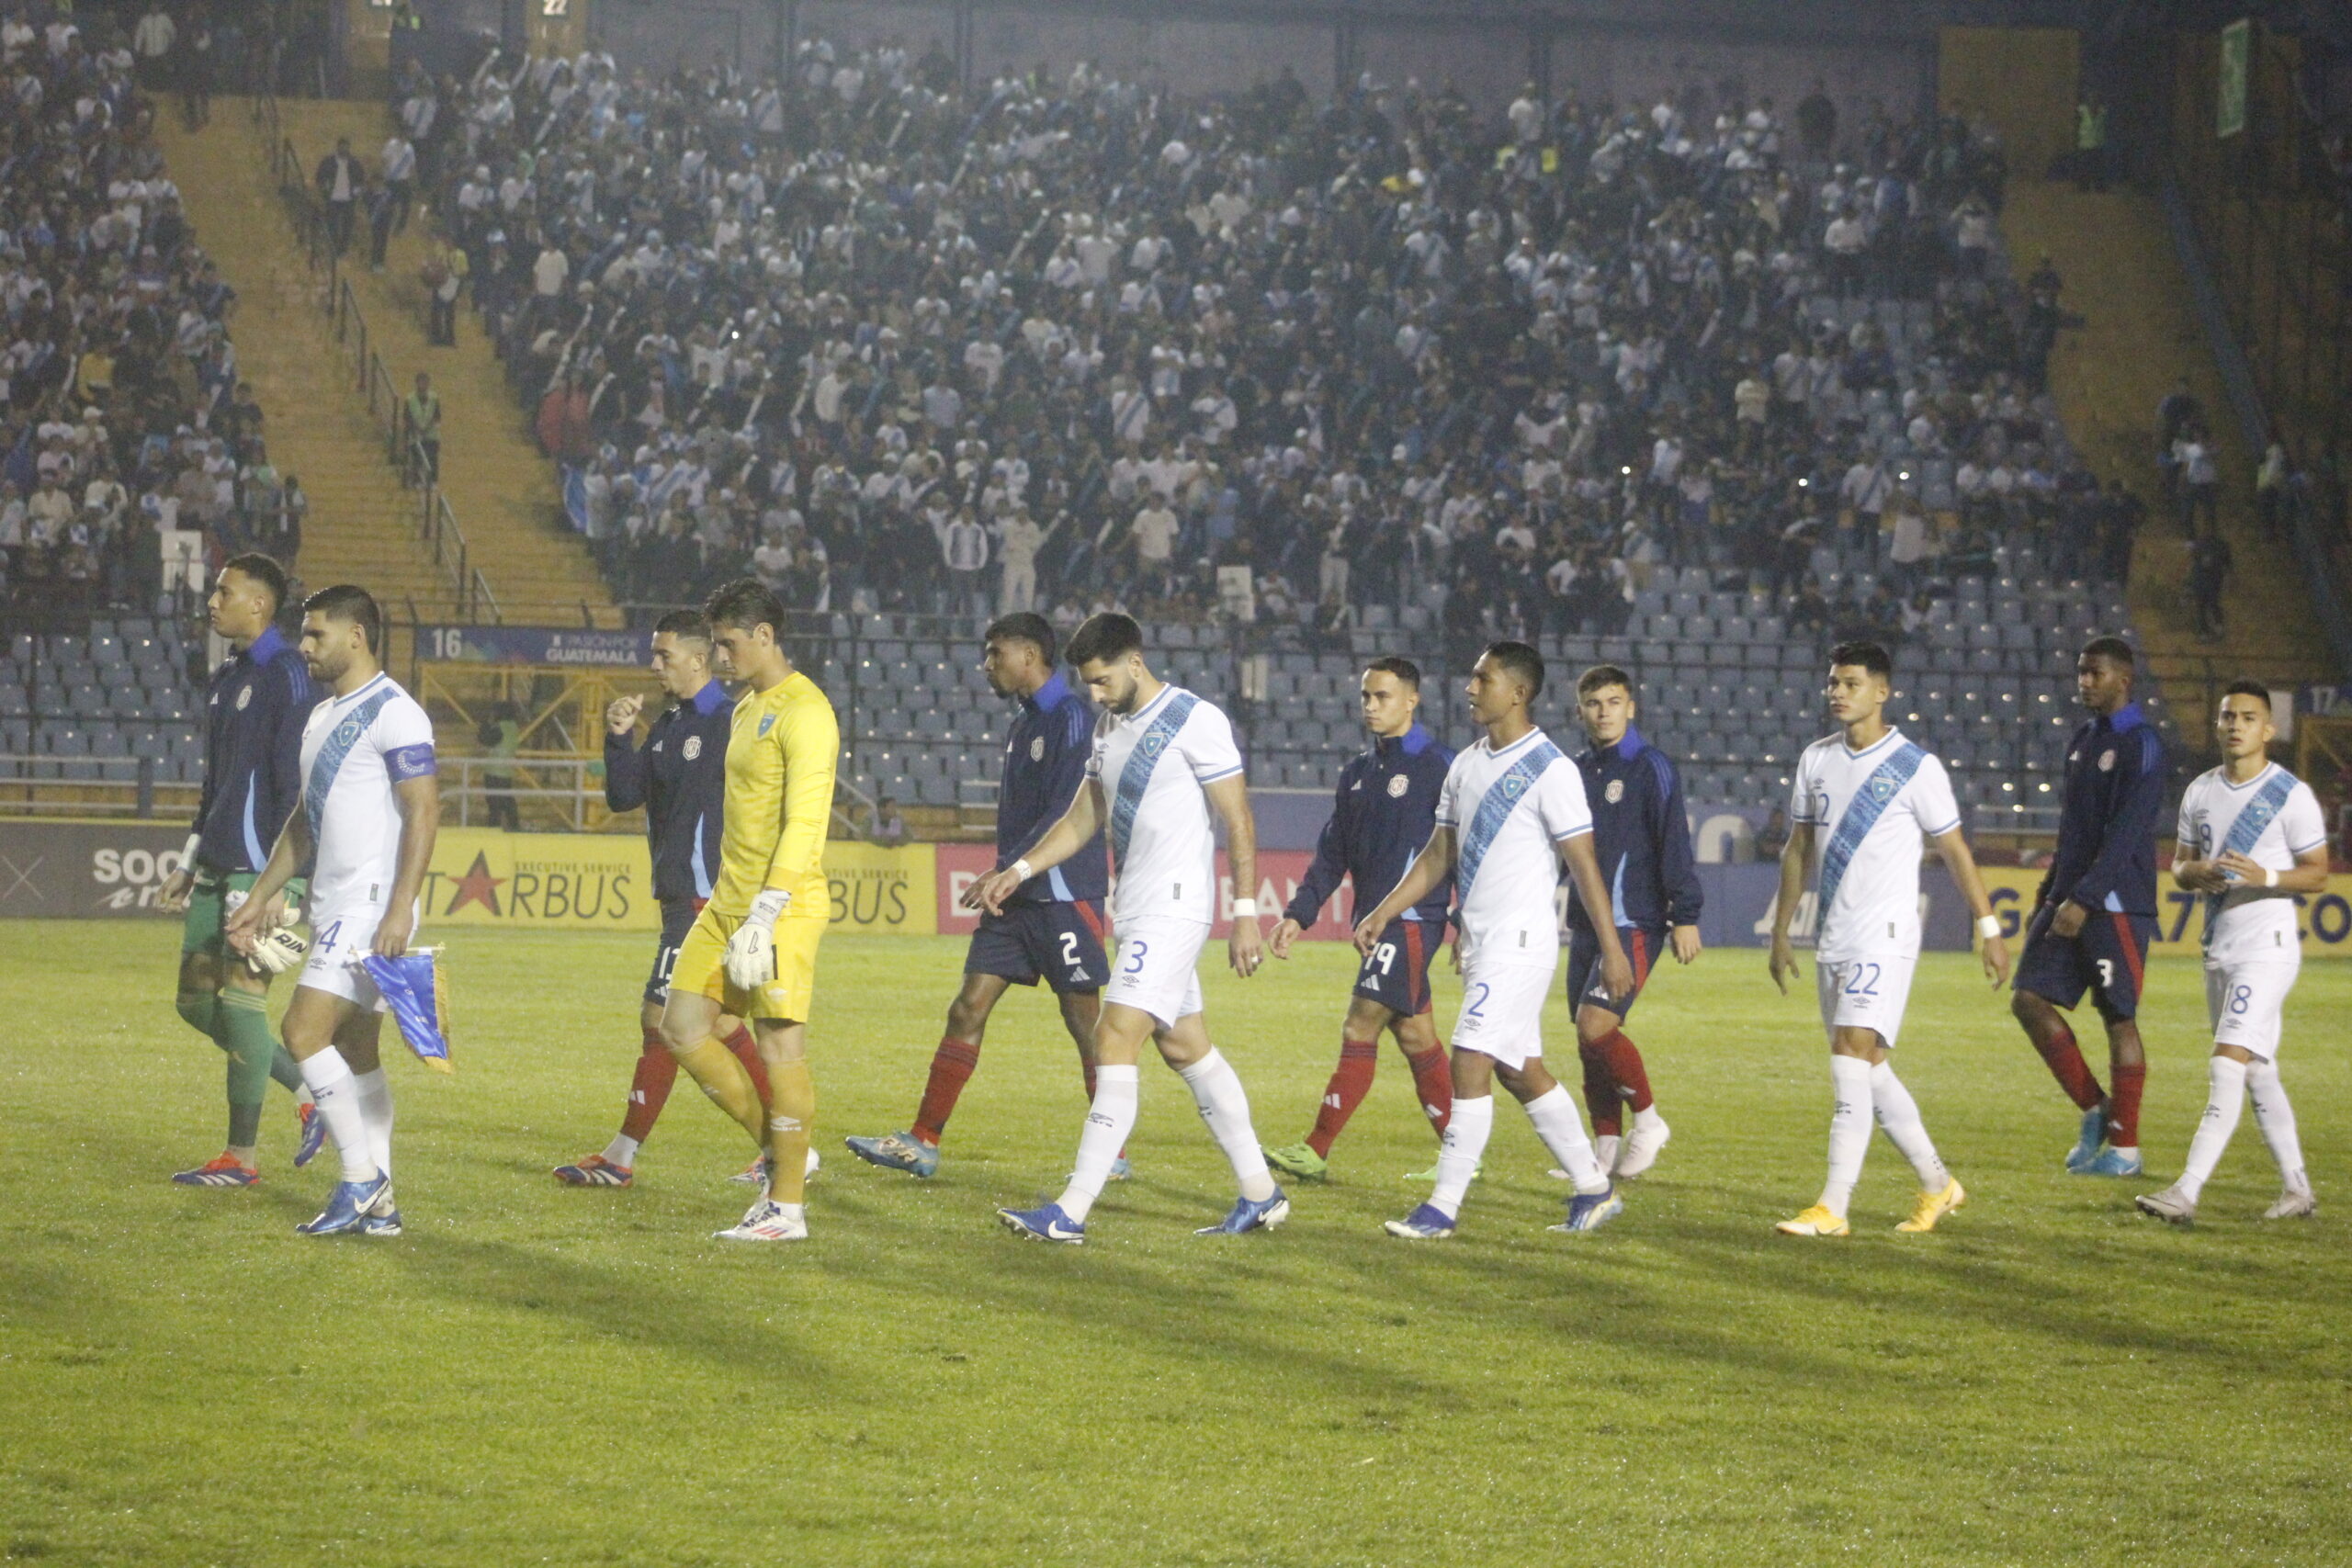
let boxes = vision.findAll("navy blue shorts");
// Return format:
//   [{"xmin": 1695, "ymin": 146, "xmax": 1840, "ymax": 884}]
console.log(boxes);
[
  {"xmin": 646, "ymin": 895, "xmax": 703, "ymax": 1004},
  {"xmin": 966, "ymin": 899, "xmax": 1109, "ymax": 994},
  {"xmin": 2016, "ymin": 904, "xmax": 2154, "ymax": 1021},
  {"xmin": 1566, "ymin": 923, "xmax": 1665, "ymax": 1019},
  {"xmin": 1351, "ymin": 917, "xmax": 1440, "ymax": 1016}
]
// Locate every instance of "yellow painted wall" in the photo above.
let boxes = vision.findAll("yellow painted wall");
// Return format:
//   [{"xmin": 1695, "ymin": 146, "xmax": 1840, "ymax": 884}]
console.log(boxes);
[{"xmin": 1939, "ymin": 27, "xmax": 2081, "ymax": 175}]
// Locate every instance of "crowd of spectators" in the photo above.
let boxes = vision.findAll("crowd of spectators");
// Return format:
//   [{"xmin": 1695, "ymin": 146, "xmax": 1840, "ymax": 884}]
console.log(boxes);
[
  {"xmin": 0, "ymin": 3, "xmax": 303, "ymax": 627},
  {"xmin": 388, "ymin": 36, "xmax": 2147, "ymax": 637}
]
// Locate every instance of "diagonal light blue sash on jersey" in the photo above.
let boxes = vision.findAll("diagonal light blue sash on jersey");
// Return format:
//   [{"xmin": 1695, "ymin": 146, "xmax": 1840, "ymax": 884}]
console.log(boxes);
[
  {"xmin": 305, "ymin": 688, "xmax": 396, "ymax": 843},
  {"xmin": 2205, "ymin": 768, "xmax": 2300, "ymax": 942},
  {"xmin": 1455, "ymin": 739, "xmax": 1565, "ymax": 899},
  {"xmin": 1109, "ymin": 690, "xmax": 1198, "ymax": 864},
  {"xmin": 1816, "ymin": 741, "xmax": 1927, "ymax": 916}
]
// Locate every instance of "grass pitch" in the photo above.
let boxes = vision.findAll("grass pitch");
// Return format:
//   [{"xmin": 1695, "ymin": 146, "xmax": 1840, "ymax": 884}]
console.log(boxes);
[{"xmin": 3, "ymin": 920, "xmax": 2348, "ymax": 1567}]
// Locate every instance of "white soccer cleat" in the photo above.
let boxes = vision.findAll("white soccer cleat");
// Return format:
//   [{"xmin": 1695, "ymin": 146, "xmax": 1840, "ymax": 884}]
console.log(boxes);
[
  {"xmin": 2263, "ymin": 1189, "xmax": 2316, "ymax": 1222},
  {"xmin": 2134, "ymin": 1185, "xmax": 2197, "ymax": 1226},
  {"xmin": 715, "ymin": 1199, "xmax": 807, "ymax": 1242},
  {"xmin": 1615, "ymin": 1118, "xmax": 1670, "ymax": 1179}
]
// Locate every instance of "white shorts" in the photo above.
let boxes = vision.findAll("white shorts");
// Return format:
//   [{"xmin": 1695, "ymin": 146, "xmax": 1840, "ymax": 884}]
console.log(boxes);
[
  {"xmin": 1816, "ymin": 953, "xmax": 1918, "ymax": 1050},
  {"xmin": 1450, "ymin": 957, "xmax": 1557, "ymax": 1069},
  {"xmin": 1105, "ymin": 914, "xmax": 1208, "ymax": 1028},
  {"xmin": 298, "ymin": 903, "xmax": 405, "ymax": 1015},
  {"xmin": 2208, "ymin": 953, "xmax": 2300, "ymax": 1060}
]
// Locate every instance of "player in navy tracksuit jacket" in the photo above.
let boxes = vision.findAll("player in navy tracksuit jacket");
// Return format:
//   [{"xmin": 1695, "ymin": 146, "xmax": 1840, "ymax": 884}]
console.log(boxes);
[
  {"xmin": 847, "ymin": 613, "xmax": 1112, "ymax": 1179},
  {"xmin": 2011, "ymin": 637, "xmax": 2167, "ymax": 1178},
  {"xmin": 1260, "ymin": 657, "xmax": 1459, "ymax": 1183},
  {"xmin": 1566, "ymin": 665, "xmax": 1703, "ymax": 1180},
  {"xmin": 556, "ymin": 610, "xmax": 768, "ymax": 1187}
]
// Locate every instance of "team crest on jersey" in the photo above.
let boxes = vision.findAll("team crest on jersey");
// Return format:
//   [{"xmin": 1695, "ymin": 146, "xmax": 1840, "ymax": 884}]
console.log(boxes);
[
  {"xmin": 1604, "ymin": 778, "xmax": 1624, "ymax": 804},
  {"xmin": 1031, "ymin": 737, "xmax": 1046, "ymax": 761},
  {"xmin": 1869, "ymin": 773, "xmax": 1897, "ymax": 804},
  {"xmin": 1140, "ymin": 732, "xmax": 1168, "ymax": 761},
  {"xmin": 334, "ymin": 716, "xmax": 365, "ymax": 750},
  {"xmin": 683, "ymin": 736, "xmax": 702, "ymax": 761},
  {"xmin": 1502, "ymin": 773, "xmax": 1528, "ymax": 799},
  {"xmin": 2098, "ymin": 749, "xmax": 2116, "ymax": 773},
  {"xmin": 1387, "ymin": 773, "xmax": 1409, "ymax": 798},
  {"xmin": 235, "ymin": 684, "xmax": 253, "ymax": 710},
  {"xmin": 758, "ymin": 715, "xmax": 775, "ymax": 737}
]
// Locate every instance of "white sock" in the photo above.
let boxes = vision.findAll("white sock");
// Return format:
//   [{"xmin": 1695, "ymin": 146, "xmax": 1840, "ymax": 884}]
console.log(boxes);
[
  {"xmin": 1429, "ymin": 1094, "xmax": 1494, "ymax": 1220},
  {"xmin": 1525, "ymin": 1084, "xmax": 1608, "ymax": 1195},
  {"xmin": 1176, "ymin": 1048, "xmax": 1277, "ymax": 1201},
  {"xmin": 1054, "ymin": 1065, "xmax": 1138, "ymax": 1223},
  {"xmin": 2245, "ymin": 1055, "xmax": 2309, "ymax": 1194},
  {"xmin": 1632, "ymin": 1103, "xmax": 1666, "ymax": 1132},
  {"xmin": 353, "ymin": 1067, "xmax": 394, "ymax": 1182},
  {"xmin": 300, "ymin": 1048, "xmax": 379, "ymax": 1184},
  {"xmin": 602, "ymin": 1134, "xmax": 642, "ymax": 1168},
  {"xmin": 1820, "ymin": 1055, "xmax": 1874, "ymax": 1216},
  {"xmin": 1869, "ymin": 1061, "xmax": 1948, "ymax": 1192},
  {"xmin": 2177, "ymin": 1055, "xmax": 2248, "ymax": 1202}
]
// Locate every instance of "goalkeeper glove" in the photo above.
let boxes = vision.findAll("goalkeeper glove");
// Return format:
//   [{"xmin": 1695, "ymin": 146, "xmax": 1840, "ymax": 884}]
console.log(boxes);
[
  {"xmin": 248, "ymin": 928, "xmax": 311, "ymax": 976},
  {"xmin": 722, "ymin": 889, "xmax": 791, "ymax": 991}
]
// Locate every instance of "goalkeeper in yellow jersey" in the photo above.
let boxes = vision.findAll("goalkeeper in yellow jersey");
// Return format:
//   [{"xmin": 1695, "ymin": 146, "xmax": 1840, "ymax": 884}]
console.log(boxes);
[{"xmin": 660, "ymin": 579, "xmax": 839, "ymax": 1243}]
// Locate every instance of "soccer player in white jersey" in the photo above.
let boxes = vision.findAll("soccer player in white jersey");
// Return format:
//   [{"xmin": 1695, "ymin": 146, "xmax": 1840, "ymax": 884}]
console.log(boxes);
[
  {"xmin": 967, "ymin": 613, "xmax": 1288, "ymax": 1243},
  {"xmin": 224, "ymin": 586, "xmax": 439, "ymax": 1237},
  {"xmin": 2138, "ymin": 682, "xmax": 2327, "ymax": 1225},
  {"xmin": 1354, "ymin": 641, "xmax": 1634, "ymax": 1240},
  {"xmin": 1769, "ymin": 640, "xmax": 2009, "ymax": 1238}
]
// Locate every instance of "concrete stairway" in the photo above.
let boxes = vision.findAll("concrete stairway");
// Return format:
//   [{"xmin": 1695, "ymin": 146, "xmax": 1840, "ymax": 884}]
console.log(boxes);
[
  {"xmin": 2001, "ymin": 180, "xmax": 2331, "ymax": 734},
  {"xmin": 265, "ymin": 100, "xmax": 618, "ymax": 626},
  {"xmin": 152, "ymin": 108, "xmax": 461, "ymax": 639}
]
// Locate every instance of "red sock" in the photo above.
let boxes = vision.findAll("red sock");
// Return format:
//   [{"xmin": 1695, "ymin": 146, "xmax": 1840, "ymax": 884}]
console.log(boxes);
[
  {"xmin": 1601, "ymin": 1029, "xmax": 1653, "ymax": 1114},
  {"xmin": 617, "ymin": 1025, "xmax": 677, "ymax": 1145},
  {"xmin": 911, "ymin": 1037, "xmax": 980, "ymax": 1147},
  {"xmin": 2109, "ymin": 1059, "xmax": 2146, "ymax": 1147},
  {"xmin": 724, "ymin": 1024, "xmax": 773, "ymax": 1108},
  {"xmin": 1577, "ymin": 1041, "xmax": 1623, "ymax": 1136},
  {"xmin": 1404, "ymin": 1043, "xmax": 1453, "ymax": 1135},
  {"xmin": 1306, "ymin": 1039, "xmax": 1380, "ymax": 1158},
  {"xmin": 2033, "ymin": 1023, "xmax": 2105, "ymax": 1111}
]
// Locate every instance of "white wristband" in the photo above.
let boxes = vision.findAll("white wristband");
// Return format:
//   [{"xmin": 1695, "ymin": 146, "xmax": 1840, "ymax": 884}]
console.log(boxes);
[
  {"xmin": 181, "ymin": 832, "xmax": 201, "ymax": 865},
  {"xmin": 1012, "ymin": 858, "xmax": 1034, "ymax": 882},
  {"xmin": 2264, "ymin": 867, "xmax": 2278, "ymax": 889},
  {"xmin": 1231, "ymin": 898, "xmax": 1258, "ymax": 918},
  {"xmin": 1975, "ymin": 915, "xmax": 2002, "ymax": 939}
]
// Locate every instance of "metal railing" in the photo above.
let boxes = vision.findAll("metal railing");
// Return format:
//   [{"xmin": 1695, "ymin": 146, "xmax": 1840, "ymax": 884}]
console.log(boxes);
[
  {"xmin": 0, "ymin": 755, "xmax": 199, "ymax": 818},
  {"xmin": 436, "ymin": 753, "xmax": 866, "ymax": 839}
]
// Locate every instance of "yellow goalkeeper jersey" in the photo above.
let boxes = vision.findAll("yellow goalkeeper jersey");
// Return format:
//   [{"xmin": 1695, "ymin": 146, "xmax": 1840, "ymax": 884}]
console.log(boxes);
[{"xmin": 708, "ymin": 668, "xmax": 838, "ymax": 919}]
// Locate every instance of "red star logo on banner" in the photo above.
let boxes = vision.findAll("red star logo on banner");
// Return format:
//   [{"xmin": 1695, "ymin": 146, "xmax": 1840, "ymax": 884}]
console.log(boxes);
[{"xmin": 444, "ymin": 851, "xmax": 505, "ymax": 917}]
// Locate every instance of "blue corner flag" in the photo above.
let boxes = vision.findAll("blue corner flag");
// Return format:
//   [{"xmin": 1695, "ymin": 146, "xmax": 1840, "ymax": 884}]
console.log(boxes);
[{"xmin": 361, "ymin": 948, "xmax": 453, "ymax": 1073}]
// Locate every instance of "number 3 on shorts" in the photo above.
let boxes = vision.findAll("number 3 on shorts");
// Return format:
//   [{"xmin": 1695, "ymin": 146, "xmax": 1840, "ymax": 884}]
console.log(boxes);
[
  {"xmin": 2097, "ymin": 957, "xmax": 2115, "ymax": 989},
  {"xmin": 1123, "ymin": 940, "xmax": 1148, "ymax": 975}
]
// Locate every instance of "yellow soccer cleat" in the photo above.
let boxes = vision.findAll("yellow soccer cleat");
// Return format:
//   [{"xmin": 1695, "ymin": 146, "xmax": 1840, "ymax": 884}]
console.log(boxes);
[
  {"xmin": 1774, "ymin": 1204, "xmax": 1849, "ymax": 1237},
  {"xmin": 1895, "ymin": 1178, "xmax": 1967, "ymax": 1233}
]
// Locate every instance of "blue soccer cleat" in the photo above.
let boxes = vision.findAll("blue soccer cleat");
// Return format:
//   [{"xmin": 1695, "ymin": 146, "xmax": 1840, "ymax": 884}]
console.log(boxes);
[
  {"xmin": 359, "ymin": 1207, "xmax": 403, "ymax": 1237},
  {"xmin": 297, "ymin": 1174, "xmax": 390, "ymax": 1235},
  {"xmin": 173, "ymin": 1153, "xmax": 261, "ymax": 1188},
  {"xmin": 2065, "ymin": 1103, "xmax": 2109, "ymax": 1172},
  {"xmin": 1195, "ymin": 1188, "xmax": 1290, "ymax": 1235},
  {"xmin": 293, "ymin": 1100, "xmax": 327, "ymax": 1169},
  {"xmin": 845, "ymin": 1131, "xmax": 940, "ymax": 1179},
  {"xmin": 997, "ymin": 1201, "xmax": 1085, "ymax": 1244},
  {"xmin": 2076, "ymin": 1146, "xmax": 2143, "ymax": 1178},
  {"xmin": 1551, "ymin": 1183, "xmax": 1625, "ymax": 1235},
  {"xmin": 553, "ymin": 1155, "xmax": 633, "ymax": 1187},
  {"xmin": 1383, "ymin": 1202, "xmax": 1457, "ymax": 1240}
]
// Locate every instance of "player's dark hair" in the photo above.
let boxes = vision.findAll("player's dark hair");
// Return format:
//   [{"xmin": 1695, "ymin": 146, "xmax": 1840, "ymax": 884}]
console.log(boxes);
[
  {"xmin": 2081, "ymin": 635, "xmax": 2138, "ymax": 671},
  {"xmin": 704, "ymin": 578, "xmax": 788, "ymax": 639},
  {"xmin": 1577, "ymin": 663, "xmax": 1634, "ymax": 699},
  {"xmin": 1828, "ymin": 640, "xmax": 1893, "ymax": 680},
  {"xmin": 1364, "ymin": 656, "xmax": 1420, "ymax": 690},
  {"xmin": 1482, "ymin": 640, "xmax": 1544, "ymax": 700},
  {"xmin": 985, "ymin": 611, "xmax": 1056, "ymax": 666},
  {"xmin": 303, "ymin": 583, "xmax": 382, "ymax": 655},
  {"xmin": 220, "ymin": 552, "xmax": 288, "ymax": 614},
  {"xmin": 2222, "ymin": 678, "xmax": 2273, "ymax": 709},
  {"xmin": 1066, "ymin": 611, "xmax": 1143, "ymax": 668},
  {"xmin": 654, "ymin": 609, "xmax": 713, "ymax": 645}
]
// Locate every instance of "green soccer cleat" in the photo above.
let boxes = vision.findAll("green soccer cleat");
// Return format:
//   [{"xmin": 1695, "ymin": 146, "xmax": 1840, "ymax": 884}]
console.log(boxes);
[
  {"xmin": 1404, "ymin": 1160, "xmax": 1480, "ymax": 1184},
  {"xmin": 1261, "ymin": 1143, "xmax": 1329, "ymax": 1182}
]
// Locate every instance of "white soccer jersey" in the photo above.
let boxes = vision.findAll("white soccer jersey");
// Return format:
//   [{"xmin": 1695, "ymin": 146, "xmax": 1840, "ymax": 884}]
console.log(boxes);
[
  {"xmin": 1436, "ymin": 726, "xmax": 1591, "ymax": 968},
  {"xmin": 1086, "ymin": 682, "xmax": 1243, "ymax": 924},
  {"xmin": 300, "ymin": 671, "xmax": 436, "ymax": 915},
  {"xmin": 1791, "ymin": 728, "xmax": 1960, "ymax": 963},
  {"xmin": 2177, "ymin": 762, "xmax": 2326, "ymax": 964}
]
